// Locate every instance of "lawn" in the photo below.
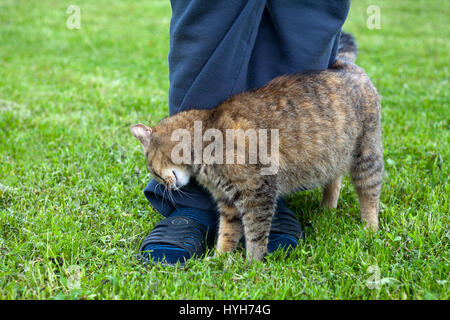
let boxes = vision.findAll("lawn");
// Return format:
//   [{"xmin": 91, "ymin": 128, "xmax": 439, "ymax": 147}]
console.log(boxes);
[{"xmin": 0, "ymin": 0, "xmax": 448, "ymax": 299}]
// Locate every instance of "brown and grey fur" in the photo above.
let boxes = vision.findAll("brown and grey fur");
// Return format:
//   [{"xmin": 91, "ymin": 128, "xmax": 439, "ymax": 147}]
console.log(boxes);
[{"xmin": 131, "ymin": 32, "xmax": 383, "ymax": 261}]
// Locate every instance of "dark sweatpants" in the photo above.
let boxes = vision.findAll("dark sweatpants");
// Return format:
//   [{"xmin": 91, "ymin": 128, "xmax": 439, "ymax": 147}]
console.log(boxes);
[{"xmin": 144, "ymin": 0, "xmax": 351, "ymax": 217}]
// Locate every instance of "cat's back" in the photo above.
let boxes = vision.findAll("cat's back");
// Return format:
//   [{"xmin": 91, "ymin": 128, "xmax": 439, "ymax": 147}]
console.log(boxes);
[
  {"xmin": 211, "ymin": 61, "xmax": 380, "ymax": 188},
  {"xmin": 214, "ymin": 61, "xmax": 378, "ymax": 132}
]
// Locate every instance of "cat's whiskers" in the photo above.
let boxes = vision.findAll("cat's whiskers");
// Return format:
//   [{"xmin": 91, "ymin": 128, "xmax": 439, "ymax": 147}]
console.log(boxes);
[
  {"xmin": 159, "ymin": 182, "xmax": 179, "ymax": 209},
  {"xmin": 167, "ymin": 188, "xmax": 179, "ymax": 209},
  {"xmin": 172, "ymin": 185, "xmax": 195, "ymax": 200}
]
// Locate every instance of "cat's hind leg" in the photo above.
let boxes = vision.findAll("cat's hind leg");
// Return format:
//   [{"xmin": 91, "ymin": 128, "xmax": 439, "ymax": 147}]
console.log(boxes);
[
  {"xmin": 350, "ymin": 143, "xmax": 383, "ymax": 231},
  {"xmin": 321, "ymin": 176, "xmax": 342, "ymax": 209}
]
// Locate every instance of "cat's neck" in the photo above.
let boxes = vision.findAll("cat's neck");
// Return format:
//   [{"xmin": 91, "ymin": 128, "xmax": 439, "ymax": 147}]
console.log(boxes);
[
  {"xmin": 179, "ymin": 108, "xmax": 214, "ymax": 125},
  {"xmin": 159, "ymin": 107, "xmax": 219, "ymax": 133}
]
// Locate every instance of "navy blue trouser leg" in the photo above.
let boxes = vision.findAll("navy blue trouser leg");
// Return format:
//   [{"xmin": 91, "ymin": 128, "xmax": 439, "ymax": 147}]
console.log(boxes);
[{"xmin": 145, "ymin": 0, "xmax": 351, "ymax": 218}]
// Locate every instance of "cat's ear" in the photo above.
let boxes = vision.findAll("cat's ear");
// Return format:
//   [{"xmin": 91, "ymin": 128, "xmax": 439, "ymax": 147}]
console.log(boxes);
[{"xmin": 130, "ymin": 124, "xmax": 152, "ymax": 148}]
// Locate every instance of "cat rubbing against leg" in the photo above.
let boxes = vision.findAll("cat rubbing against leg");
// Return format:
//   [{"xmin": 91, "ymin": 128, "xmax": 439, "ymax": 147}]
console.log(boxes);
[{"xmin": 131, "ymin": 32, "xmax": 383, "ymax": 261}]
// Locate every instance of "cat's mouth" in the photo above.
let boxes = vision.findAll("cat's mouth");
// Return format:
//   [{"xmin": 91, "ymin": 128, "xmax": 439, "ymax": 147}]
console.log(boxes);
[
  {"xmin": 168, "ymin": 168, "xmax": 190, "ymax": 190},
  {"xmin": 171, "ymin": 170, "xmax": 179, "ymax": 189}
]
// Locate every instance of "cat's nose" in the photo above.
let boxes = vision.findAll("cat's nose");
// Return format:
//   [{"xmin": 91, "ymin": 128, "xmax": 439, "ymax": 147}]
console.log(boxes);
[{"xmin": 165, "ymin": 175, "xmax": 177, "ymax": 190}]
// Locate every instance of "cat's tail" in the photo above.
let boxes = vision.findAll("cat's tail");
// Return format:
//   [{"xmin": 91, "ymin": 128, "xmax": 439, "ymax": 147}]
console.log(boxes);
[{"xmin": 337, "ymin": 31, "xmax": 358, "ymax": 63}]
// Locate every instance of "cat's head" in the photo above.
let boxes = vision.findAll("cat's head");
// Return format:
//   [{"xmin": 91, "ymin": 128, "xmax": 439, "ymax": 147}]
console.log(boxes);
[{"xmin": 130, "ymin": 123, "xmax": 191, "ymax": 190}]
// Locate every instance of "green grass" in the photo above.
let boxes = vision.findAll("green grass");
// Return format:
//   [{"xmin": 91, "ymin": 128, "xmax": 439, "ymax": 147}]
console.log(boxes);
[{"xmin": 0, "ymin": 0, "xmax": 448, "ymax": 299}]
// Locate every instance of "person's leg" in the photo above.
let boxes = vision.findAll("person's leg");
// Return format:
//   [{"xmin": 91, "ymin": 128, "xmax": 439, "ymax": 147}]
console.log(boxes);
[
  {"xmin": 141, "ymin": 0, "xmax": 351, "ymax": 264},
  {"xmin": 140, "ymin": 0, "xmax": 267, "ymax": 264},
  {"xmin": 246, "ymin": 0, "xmax": 351, "ymax": 90},
  {"xmin": 168, "ymin": 0, "xmax": 267, "ymax": 113}
]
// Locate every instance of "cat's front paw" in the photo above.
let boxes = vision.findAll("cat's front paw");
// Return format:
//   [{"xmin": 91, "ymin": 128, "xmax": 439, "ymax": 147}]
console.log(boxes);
[
  {"xmin": 214, "ymin": 245, "xmax": 226, "ymax": 257},
  {"xmin": 245, "ymin": 244, "xmax": 267, "ymax": 262}
]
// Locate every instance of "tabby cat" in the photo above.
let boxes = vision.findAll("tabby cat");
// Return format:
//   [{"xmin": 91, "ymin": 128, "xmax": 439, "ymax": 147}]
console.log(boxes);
[{"xmin": 131, "ymin": 33, "xmax": 383, "ymax": 261}]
